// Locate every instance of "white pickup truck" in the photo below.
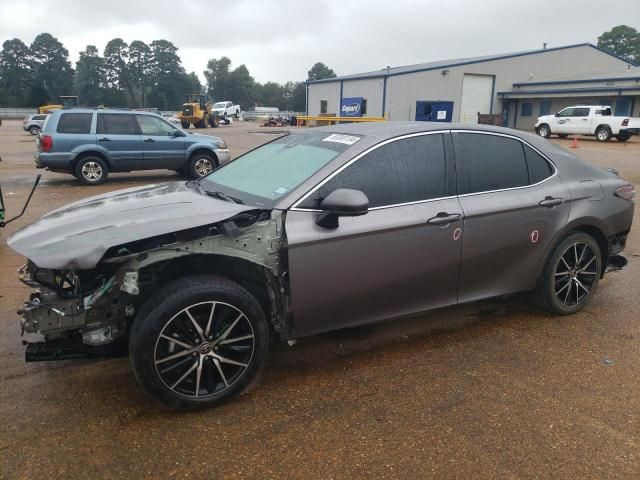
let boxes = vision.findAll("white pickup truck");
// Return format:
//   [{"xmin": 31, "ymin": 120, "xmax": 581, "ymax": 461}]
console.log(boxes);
[
  {"xmin": 212, "ymin": 101, "xmax": 241, "ymax": 120},
  {"xmin": 535, "ymin": 105, "xmax": 640, "ymax": 142}
]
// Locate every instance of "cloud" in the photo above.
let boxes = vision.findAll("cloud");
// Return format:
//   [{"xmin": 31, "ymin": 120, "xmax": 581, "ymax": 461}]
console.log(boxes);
[{"xmin": 1, "ymin": 0, "xmax": 638, "ymax": 83}]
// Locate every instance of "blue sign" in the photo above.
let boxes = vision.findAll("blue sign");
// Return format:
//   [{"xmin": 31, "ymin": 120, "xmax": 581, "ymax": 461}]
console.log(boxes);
[{"xmin": 341, "ymin": 97, "xmax": 363, "ymax": 117}]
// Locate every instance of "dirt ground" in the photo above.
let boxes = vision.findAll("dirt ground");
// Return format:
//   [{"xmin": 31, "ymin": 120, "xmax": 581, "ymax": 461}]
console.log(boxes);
[{"xmin": 1, "ymin": 120, "xmax": 639, "ymax": 479}]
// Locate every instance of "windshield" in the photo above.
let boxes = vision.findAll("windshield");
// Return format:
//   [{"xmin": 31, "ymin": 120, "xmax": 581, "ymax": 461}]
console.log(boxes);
[
  {"xmin": 198, "ymin": 132, "xmax": 360, "ymax": 207},
  {"xmin": 213, "ymin": 103, "xmax": 226, "ymax": 108}
]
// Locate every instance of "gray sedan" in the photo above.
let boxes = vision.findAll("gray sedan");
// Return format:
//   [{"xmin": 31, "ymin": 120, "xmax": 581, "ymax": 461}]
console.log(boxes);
[{"xmin": 8, "ymin": 122, "xmax": 635, "ymax": 409}]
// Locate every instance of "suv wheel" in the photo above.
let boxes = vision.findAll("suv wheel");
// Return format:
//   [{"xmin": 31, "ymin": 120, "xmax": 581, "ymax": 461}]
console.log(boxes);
[
  {"xmin": 531, "ymin": 232, "xmax": 601, "ymax": 314},
  {"xmin": 595, "ymin": 126, "xmax": 612, "ymax": 142},
  {"xmin": 75, "ymin": 156, "xmax": 108, "ymax": 185},
  {"xmin": 129, "ymin": 275, "xmax": 270, "ymax": 410},
  {"xmin": 189, "ymin": 153, "xmax": 216, "ymax": 178},
  {"xmin": 537, "ymin": 124, "xmax": 551, "ymax": 138},
  {"xmin": 29, "ymin": 126, "xmax": 40, "ymax": 135}
]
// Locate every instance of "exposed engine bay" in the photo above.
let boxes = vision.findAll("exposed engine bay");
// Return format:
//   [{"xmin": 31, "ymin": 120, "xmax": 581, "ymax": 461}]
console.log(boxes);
[{"xmin": 17, "ymin": 209, "xmax": 290, "ymax": 361}]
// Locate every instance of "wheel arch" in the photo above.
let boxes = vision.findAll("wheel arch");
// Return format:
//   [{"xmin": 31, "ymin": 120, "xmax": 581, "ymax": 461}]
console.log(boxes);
[
  {"xmin": 185, "ymin": 147, "xmax": 219, "ymax": 169},
  {"xmin": 536, "ymin": 219, "xmax": 609, "ymax": 280},
  {"xmin": 135, "ymin": 253, "xmax": 288, "ymax": 336},
  {"xmin": 71, "ymin": 148, "xmax": 112, "ymax": 171}
]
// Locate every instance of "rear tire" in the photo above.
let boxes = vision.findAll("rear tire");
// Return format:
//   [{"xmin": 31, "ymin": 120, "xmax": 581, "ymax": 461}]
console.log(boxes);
[
  {"xmin": 537, "ymin": 124, "xmax": 551, "ymax": 138},
  {"xmin": 129, "ymin": 275, "xmax": 270, "ymax": 410},
  {"xmin": 208, "ymin": 114, "xmax": 219, "ymax": 128},
  {"xmin": 29, "ymin": 126, "xmax": 40, "ymax": 135},
  {"xmin": 595, "ymin": 126, "xmax": 612, "ymax": 142},
  {"xmin": 74, "ymin": 156, "xmax": 108, "ymax": 185},
  {"xmin": 235, "ymin": 109, "xmax": 240, "ymax": 119},
  {"xmin": 531, "ymin": 232, "xmax": 601, "ymax": 315}
]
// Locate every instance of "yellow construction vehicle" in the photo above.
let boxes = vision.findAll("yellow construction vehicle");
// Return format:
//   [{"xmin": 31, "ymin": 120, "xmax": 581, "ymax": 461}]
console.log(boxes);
[
  {"xmin": 38, "ymin": 96, "xmax": 79, "ymax": 114},
  {"xmin": 177, "ymin": 94, "xmax": 219, "ymax": 129}
]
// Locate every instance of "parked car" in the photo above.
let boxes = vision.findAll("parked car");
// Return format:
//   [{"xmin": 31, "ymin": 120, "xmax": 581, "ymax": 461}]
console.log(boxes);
[
  {"xmin": 34, "ymin": 109, "xmax": 231, "ymax": 184},
  {"xmin": 8, "ymin": 123, "xmax": 634, "ymax": 410},
  {"xmin": 535, "ymin": 105, "xmax": 640, "ymax": 142},
  {"xmin": 212, "ymin": 101, "xmax": 241, "ymax": 121},
  {"xmin": 23, "ymin": 114, "xmax": 48, "ymax": 135}
]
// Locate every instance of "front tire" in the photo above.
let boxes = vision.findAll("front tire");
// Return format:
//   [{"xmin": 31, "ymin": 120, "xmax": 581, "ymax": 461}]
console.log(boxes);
[
  {"xmin": 74, "ymin": 156, "xmax": 108, "ymax": 185},
  {"xmin": 188, "ymin": 153, "xmax": 217, "ymax": 178},
  {"xmin": 531, "ymin": 232, "xmax": 601, "ymax": 315},
  {"xmin": 595, "ymin": 126, "xmax": 612, "ymax": 142},
  {"xmin": 129, "ymin": 275, "xmax": 270, "ymax": 410},
  {"xmin": 537, "ymin": 124, "xmax": 551, "ymax": 138}
]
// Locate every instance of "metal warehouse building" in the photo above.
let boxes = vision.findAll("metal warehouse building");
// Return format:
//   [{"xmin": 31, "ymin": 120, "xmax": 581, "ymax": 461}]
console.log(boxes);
[{"xmin": 306, "ymin": 43, "xmax": 640, "ymax": 130}]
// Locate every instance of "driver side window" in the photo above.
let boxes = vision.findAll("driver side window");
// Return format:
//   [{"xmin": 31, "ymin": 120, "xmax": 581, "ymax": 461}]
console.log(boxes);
[
  {"xmin": 300, "ymin": 134, "xmax": 448, "ymax": 209},
  {"xmin": 557, "ymin": 108, "xmax": 574, "ymax": 117}
]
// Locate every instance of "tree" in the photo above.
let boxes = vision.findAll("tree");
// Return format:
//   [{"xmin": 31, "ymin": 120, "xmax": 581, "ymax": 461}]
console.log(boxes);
[
  {"xmin": 29, "ymin": 33, "xmax": 74, "ymax": 106},
  {"xmin": 103, "ymin": 38, "xmax": 133, "ymax": 105},
  {"xmin": 147, "ymin": 40, "xmax": 190, "ymax": 110},
  {"xmin": 255, "ymin": 81, "xmax": 284, "ymax": 108},
  {"xmin": 204, "ymin": 56, "xmax": 232, "ymax": 100},
  {"xmin": 128, "ymin": 40, "xmax": 152, "ymax": 106},
  {"xmin": 597, "ymin": 25, "xmax": 640, "ymax": 64},
  {"xmin": 282, "ymin": 81, "xmax": 306, "ymax": 112},
  {"xmin": 75, "ymin": 45, "xmax": 107, "ymax": 106},
  {"xmin": 0, "ymin": 38, "xmax": 32, "ymax": 106},
  {"xmin": 307, "ymin": 62, "xmax": 336, "ymax": 81}
]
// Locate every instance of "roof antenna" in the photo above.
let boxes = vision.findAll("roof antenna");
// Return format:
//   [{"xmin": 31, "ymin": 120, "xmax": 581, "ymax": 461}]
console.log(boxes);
[{"xmin": 543, "ymin": 42, "xmax": 547, "ymax": 50}]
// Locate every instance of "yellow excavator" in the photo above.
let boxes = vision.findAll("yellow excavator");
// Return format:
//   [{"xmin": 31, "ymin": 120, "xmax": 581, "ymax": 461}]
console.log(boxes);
[
  {"xmin": 178, "ymin": 94, "xmax": 219, "ymax": 129},
  {"xmin": 38, "ymin": 96, "xmax": 79, "ymax": 114}
]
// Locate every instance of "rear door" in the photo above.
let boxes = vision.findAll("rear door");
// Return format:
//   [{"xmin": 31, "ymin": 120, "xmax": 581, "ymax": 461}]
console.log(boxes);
[
  {"xmin": 572, "ymin": 107, "xmax": 592, "ymax": 135},
  {"xmin": 96, "ymin": 113, "xmax": 143, "ymax": 171},
  {"xmin": 452, "ymin": 131, "xmax": 570, "ymax": 302},
  {"xmin": 135, "ymin": 114, "xmax": 186, "ymax": 169},
  {"xmin": 285, "ymin": 132, "xmax": 463, "ymax": 337}
]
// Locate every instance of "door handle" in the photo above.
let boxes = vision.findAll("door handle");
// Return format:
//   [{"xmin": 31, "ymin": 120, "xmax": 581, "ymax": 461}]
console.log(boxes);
[
  {"xmin": 98, "ymin": 137, "xmax": 110, "ymax": 142},
  {"xmin": 144, "ymin": 138, "xmax": 155, "ymax": 142},
  {"xmin": 539, "ymin": 196, "xmax": 564, "ymax": 207},
  {"xmin": 427, "ymin": 212, "xmax": 462, "ymax": 225}
]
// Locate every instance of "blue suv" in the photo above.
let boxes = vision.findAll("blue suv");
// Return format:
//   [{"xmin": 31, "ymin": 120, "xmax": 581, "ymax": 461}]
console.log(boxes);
[{"xmin": 36, "ymin": 109, "xmax": 231, "ymax": 185}]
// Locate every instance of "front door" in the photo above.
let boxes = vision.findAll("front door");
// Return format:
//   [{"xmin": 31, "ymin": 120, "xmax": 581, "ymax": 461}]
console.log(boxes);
[
  {"xmin": 135, "ymin": 114, "xmax": 186, "ymax": 169},
  {"xmin": 452, "ymin": 131, "xmax": 570, "ymax": 302},
  {"xmin": 96, "ymin": 113, "xmax": 143, "ymax": 171},
  {"xmin": 285, "ymin": 132, "xmax": 463, "ymax": 337}
]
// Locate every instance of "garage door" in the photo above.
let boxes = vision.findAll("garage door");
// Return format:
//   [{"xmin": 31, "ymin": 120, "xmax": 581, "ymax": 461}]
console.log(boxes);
[{"xmin": 459, "ymin": 74, "xmax": 493, "ymax": 124}]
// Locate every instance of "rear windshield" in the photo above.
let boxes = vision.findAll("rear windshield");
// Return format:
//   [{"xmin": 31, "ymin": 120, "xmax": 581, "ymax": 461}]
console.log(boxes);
[{"xmin": 56, "ymin": 113, "xmax": 92, "ymax": 134}]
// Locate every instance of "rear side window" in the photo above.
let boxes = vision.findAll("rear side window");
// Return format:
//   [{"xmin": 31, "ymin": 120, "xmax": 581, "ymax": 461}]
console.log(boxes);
[
  {"xmin": 573, "ymin": 108, "xmax": 590, "ymax": 117},
  {"xmin": 97, "ymin": 114, "xmax": 137, "ymax": 135},
  {"xmin": 454, "ymin": 133, "xmax": 529, "ymax": 194},
  {"xmin": 301, "ymin": 134, "xmax": 448, "ymax": 209},
  {"xmin": 595, "ymin": 108, "xmax": 612, "ymax": 116},
  {"xmin": 56, "ymin": 113, "xmax": 92, "ymax": 134},
  {"xmin": 524, "ymin": 145, "xmax": 554, "ymax": 184}
]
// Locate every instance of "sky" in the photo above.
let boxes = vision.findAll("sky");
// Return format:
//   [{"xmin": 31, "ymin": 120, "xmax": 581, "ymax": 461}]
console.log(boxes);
[{"xmin": 1, "ymin": 0, "xmax": 639, "ymax": 84}]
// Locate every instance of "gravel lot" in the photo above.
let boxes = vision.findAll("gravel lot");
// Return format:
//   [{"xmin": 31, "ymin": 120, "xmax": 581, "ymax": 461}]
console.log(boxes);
[{"xmin": 1, "ymin": 120, "xmax": 639, "ymax": 479}]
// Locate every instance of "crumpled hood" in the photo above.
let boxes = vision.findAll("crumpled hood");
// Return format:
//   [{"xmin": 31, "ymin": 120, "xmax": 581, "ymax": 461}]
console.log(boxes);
[{"xmin": 7, "ymin": 182, "xmax": 253, "ymax": 270}]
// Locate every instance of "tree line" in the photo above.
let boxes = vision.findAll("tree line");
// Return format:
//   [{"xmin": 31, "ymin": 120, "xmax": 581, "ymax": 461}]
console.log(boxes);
[{"xmin": 0, "ymin": 33, "xmax": 337, "ymax": 111}]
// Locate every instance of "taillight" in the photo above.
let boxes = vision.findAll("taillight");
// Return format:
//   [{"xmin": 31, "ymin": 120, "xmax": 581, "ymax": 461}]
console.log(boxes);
[
  {"xmin": 614, "ymin": 184, "xmax": 635, "ymax": 201},
  {"xmin": 40, "ymin": 135, "xmax": 53, "ymax": 152},
  {"xmin": 622, "ymin": 118, "xmax": 629, "ymax": 127}
]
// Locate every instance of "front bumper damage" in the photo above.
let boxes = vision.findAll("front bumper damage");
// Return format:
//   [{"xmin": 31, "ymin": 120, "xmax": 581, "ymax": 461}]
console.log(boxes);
[{"xmin": 16, "ymin": 210, "xmax": 291, "ymax": 362}]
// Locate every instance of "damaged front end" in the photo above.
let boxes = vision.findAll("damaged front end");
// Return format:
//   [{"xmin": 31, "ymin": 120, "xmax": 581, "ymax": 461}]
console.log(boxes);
[
  {"xmin": 18, "ymin": 260, "xmax": 133, "ymax": 360},
  {"xmin": 16, "ymin": 208, "xmax": 291, "ymax": 362}
]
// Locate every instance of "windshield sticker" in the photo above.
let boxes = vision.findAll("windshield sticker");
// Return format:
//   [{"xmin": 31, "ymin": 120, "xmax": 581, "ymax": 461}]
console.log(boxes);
[
  {"xmin": 273, "ymin": 187, "xmax": 289, "ymax": 196},
  {"xmin": 322, "ymin": 134, "xmax": 361, "ymax": 145}
]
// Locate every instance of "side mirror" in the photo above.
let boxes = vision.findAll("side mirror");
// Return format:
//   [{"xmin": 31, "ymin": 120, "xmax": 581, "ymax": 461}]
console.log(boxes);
[
  {"xmin": 316, "ymin": 189, "xmax": 369, "ymax": 229},
  {"xmin": 554, "ymin": 112, "xmax": 560, "ymax": 117},
  {"xmin": 172, "ymin": 129, "xmax": 186, "ymax": 137}
]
